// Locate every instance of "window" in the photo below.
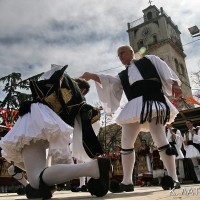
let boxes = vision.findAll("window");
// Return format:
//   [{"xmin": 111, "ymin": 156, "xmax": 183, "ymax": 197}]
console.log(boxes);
[
  {"xmin": 147, "ymin": 12, "xmax": 152, "ymax": 20},
  {"xmin": 152, "ymin": 35, "xmax": 157, "ymax": 43},
  {"xmin": 180, "ymin": 64, "xmax": 185, "ymax": 76},
  {"xmin": 174, "ymin": 58, "xmax": 180, "ymax": 74}
]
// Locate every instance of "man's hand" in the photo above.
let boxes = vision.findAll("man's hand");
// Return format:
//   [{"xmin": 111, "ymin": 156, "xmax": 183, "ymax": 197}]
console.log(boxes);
[
  {"xmin": 80, "ymin": 72, "xmax": 101, "ymax": 83},
  {"xmin": 80, "ymin": 72, "xmax": 92, "ymax": 81}
]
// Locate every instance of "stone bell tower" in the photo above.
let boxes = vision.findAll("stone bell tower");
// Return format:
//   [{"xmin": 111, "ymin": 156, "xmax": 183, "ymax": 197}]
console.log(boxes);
[{"xmin": 127, "ymin": 4, "xmax": 192, "ymax": 99}]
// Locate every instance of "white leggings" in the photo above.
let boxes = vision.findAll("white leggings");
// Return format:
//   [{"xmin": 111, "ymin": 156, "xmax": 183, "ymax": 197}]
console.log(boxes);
[
  {"xmin": 121, "ymin": 119, "xmax": 168, "ymax": 149},
  {"xmin": 120, "ymin": 118, "xmax": 178, "ymax": 184},
  {"xmin": 15, "ymin": 140, "xmax": 99, "ymax": 189}
]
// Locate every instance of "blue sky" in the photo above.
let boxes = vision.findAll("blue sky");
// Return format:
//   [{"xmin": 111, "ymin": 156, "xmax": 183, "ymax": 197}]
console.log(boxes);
[{"xmin": 0, "ymin": 0, "xmax": 200, "ymax": 104}]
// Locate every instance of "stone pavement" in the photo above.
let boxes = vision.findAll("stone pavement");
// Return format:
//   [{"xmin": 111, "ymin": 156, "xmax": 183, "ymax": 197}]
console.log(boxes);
[{"xmin": 0, "ymin": 184, "xmax": 200, "ymax": 200}]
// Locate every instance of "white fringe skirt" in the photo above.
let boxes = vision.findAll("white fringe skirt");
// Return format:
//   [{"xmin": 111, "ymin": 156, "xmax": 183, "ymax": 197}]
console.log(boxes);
[{"xmin": 0, "ymin": 103, "xmax": 73, "ymax": 164}]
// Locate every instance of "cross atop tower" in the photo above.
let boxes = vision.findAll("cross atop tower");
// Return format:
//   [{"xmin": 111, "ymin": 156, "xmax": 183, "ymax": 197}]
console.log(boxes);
[{"xmin": 148, "ymin": 0, "xmax": 152, "ymax": 6}]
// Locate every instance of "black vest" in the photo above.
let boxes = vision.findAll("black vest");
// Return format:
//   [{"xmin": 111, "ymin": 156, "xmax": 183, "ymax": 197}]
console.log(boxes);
[{"xmin": 118, "ymin": 57, "xmax": 170, "ymax": 124}]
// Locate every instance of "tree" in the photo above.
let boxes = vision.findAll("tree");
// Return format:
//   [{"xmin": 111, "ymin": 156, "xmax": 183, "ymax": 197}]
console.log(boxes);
[
  {"xmin": 0, "ymin": 72, "xmax": 43, "ymax": 127},
  {"xmin": 0, "ymin": 72, "xmax": 43, "ymax": 109}
]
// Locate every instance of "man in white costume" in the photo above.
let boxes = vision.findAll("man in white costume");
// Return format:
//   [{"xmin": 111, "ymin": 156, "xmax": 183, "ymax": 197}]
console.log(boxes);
[
  {"xmin": 183, "ymin": 119, "xmax": 200, "ymax": 182},
  {"xmin": 0, "ymin": 66, "xmax": 110, "ymax": 199},
  {"xmin": 81, "ymin": 45, "xmax": 182, "ymax": 192},
  {"xmin": 165, "ymin": 123, "xmax": 185, "ymax": 182}
]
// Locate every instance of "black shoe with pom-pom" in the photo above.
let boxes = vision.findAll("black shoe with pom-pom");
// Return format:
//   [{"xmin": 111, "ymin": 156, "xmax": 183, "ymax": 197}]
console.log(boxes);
[{"xmin": 109, "ymin": 179, "xmax": 134, "ymax": 193}]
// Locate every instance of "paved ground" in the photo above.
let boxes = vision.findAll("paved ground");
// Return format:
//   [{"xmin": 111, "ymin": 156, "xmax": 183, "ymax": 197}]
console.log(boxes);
[{"xmin": 0, "ymin": 184, "xmax": 200, "ymax": 200}]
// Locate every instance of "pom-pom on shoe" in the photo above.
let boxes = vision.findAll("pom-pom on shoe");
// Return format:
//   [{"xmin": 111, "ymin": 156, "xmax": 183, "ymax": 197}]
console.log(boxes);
[
  {"xmin": 87, "ymin": 157, "xmax": 111, "ymax": 197},
  {"xmin": 161, "ymin": 176, "xmax": 181, "ymax": 190},
  {"xmin": 109, "ymin": 179, "xmax": 134, "ymax": 193}
]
